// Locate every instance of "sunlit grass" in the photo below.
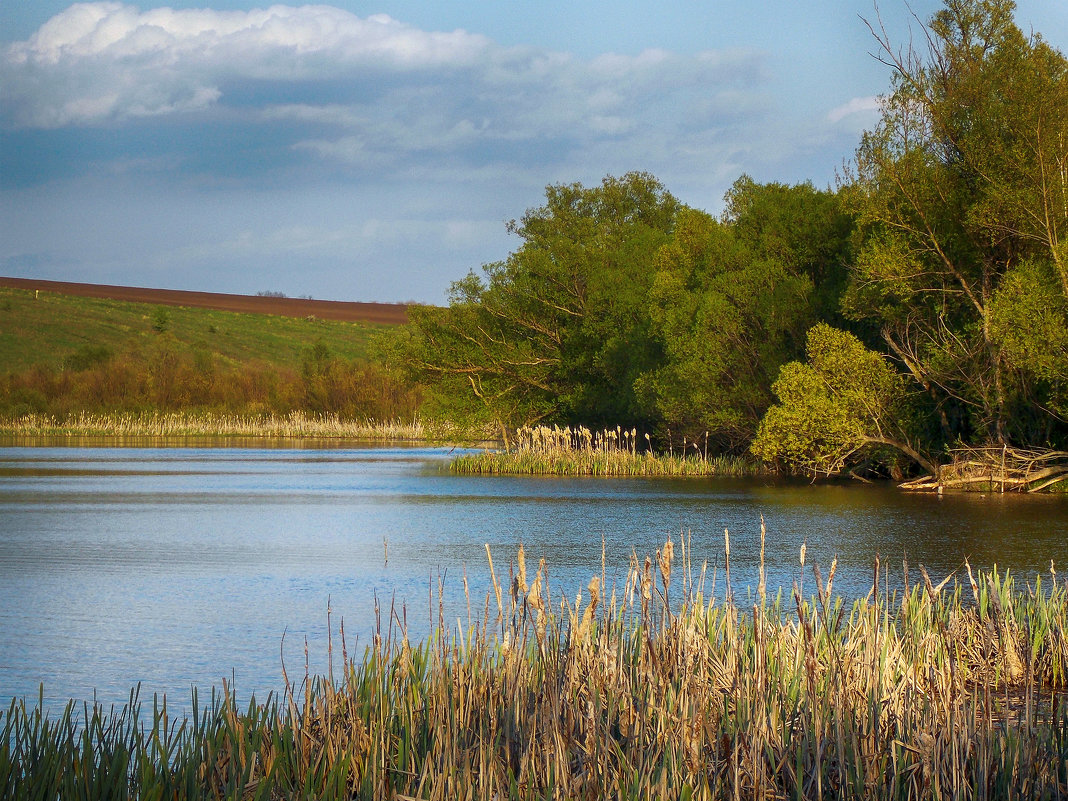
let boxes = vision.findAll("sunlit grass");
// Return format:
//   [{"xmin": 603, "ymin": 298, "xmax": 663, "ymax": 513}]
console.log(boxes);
[
  {"xmin": 5, "ymin": 532, "xmax": 1068, "ymax": 799},
  {"xmin": 452, "ymin": 424, "xmax": 768, "ymax": 477},
  {"xmin": 0, "ymin": 286, "xmax": 385, "ymax": 374}
]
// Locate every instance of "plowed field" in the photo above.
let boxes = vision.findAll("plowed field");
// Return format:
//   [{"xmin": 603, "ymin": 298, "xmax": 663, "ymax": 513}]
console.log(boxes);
[{"xmin": 0, "ymin": 277, "xmax": 410, "ymax": 324}]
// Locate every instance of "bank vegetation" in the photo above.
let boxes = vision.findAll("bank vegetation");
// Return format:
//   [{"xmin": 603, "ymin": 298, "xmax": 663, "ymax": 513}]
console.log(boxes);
[{"xmin": 381, "ymin": 0, "xmax": 1068, "ymax": 490}]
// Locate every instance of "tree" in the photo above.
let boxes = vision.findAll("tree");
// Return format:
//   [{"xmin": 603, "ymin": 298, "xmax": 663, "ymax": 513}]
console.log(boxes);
[
  {"xmin": 387, "ymin": 173, "xmax": 678, "ymax": 442},
  {"xmin": 844, "ymin": 0, "xmax": 1068, "ymax": 448},
  {"xmin": 638, "ymin": 179, "xmax": 853, "ymax": 451},
  {"xmin": 752, "ymin": 324, "xmax": 936, "ymax": 477}
]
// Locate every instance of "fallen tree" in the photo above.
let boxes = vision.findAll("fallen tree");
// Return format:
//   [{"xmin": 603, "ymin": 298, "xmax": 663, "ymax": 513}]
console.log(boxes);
[{"xmin": 899, "ymin": 446, "xmax": 1068, "ymax": 493}]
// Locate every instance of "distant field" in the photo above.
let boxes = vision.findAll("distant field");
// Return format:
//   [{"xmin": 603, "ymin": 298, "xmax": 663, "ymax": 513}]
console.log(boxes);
[
  {"xmin": 0, "ymin": 280, "xmax": 402, "ymax": 373},
  {"xmin": 0, "ymin": 277, "xmax": 410, "ymax": 324}
]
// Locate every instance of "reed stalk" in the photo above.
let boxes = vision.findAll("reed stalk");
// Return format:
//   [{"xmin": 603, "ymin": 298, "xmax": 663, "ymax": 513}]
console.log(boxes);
[
  {"xmin": 0, "ymin": 411, "xmax": 427, "ymax": 441},
  {"xmin": 4, "ymin": 542, "xmax": 1068, "ymax": 800},
  {"xmin": 452, "ymin": 424, "xmax": 768, "ymax": 478}
]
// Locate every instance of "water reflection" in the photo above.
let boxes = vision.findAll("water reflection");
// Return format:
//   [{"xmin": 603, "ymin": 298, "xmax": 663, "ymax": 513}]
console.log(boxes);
[{"xmin": 0, "ymin": 443, "xmax": 1064, "ymax": 711}]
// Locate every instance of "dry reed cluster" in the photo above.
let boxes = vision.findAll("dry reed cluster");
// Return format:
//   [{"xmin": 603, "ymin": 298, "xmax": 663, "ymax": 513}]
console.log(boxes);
[
  {"xmin": 0, "ymin": 411, "xmax": 425, "ymax": 441},
  {"xmin": 452, "ymin": 425, "xmax": 766, "ymax": 477},
  {"xmin": 4, "ymin": 529, "xmax": 1068, "ymax": 800}
]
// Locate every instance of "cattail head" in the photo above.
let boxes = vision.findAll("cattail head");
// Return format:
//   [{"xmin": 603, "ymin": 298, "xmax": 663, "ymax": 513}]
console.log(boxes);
[
  {"xmin": 517, "ymin": 543, "xmax": 528, "ymax": 595},
  {"xmin": 641, "ymin": 556, "xmax": 653, "ymax": 600},
  {"xmin": 659, "ymin": 538, "xmax": 674, "ymax": 587}
]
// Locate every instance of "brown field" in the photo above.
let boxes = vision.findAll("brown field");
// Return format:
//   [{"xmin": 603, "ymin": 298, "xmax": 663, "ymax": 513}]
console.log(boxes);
[{"xmin": 0, "ymin": 276, "xmax": 411, "ymax": 324}]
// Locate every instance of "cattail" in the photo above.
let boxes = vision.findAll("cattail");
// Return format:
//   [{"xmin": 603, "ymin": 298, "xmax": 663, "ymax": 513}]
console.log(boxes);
[
  {"xmin": 758, "ymin": 515, "xmax": 767, "ymax": 605},
  {"xmin": 577, "ymin": 576, "xmax": 600, "ymax": 641},
  {"xmin": 517, "ymin": 543, "xmax": 528, "ymax": 596},
  {"xmin": 658, "ymin": 538, "xmax": 675, "ymax": 597}
]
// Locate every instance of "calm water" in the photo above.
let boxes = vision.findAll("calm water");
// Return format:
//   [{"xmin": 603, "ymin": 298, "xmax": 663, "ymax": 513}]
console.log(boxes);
[{"xmin": 1, "ymin": 443, "xmax": 1065, "ymax": 711}]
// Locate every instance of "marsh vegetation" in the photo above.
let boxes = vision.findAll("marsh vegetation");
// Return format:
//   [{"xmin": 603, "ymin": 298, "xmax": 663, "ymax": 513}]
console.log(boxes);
[
  {"xmin": 4, "ymin": 537, "xmax": 1067, "ymax": 800},
  {"xmin": 452, "ymin": 425, "xmax": 767, "ymax": 477}
]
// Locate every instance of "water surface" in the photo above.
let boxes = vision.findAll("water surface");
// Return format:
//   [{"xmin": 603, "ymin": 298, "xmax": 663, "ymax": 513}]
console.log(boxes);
[{"xmin": 1, "ymin": 443, "xmax": 1065, "ymax": 710}]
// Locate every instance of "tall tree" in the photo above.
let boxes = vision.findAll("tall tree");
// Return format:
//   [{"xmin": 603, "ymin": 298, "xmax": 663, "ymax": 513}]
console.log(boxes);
[
  {"xmin": 845, "ymin": 0, "xmax": 1068, "ymax": 448},
  {"xmin": 639, "ymin": 179, "xmax": 852, "ymax": 451},
  {"xmin": 386, "ymin": 173, "xmax": 678, "ymax": 441}
]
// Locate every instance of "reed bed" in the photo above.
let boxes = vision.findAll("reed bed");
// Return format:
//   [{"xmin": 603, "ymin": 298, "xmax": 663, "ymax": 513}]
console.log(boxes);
[
  {"xmin": 0, "ymin": 411, "xmax": 426, "ymax": 441},
  {"xmin": 452, "ymin": 425, "xmax": 768, "ymax": 477},
  {"xmin": 5, "ymin": 533, "xmax": 1068, "ymax": 800}
]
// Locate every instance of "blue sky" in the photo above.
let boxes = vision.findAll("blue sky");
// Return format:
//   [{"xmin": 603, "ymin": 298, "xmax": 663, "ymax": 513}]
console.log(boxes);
[{"xmin": 2, "ymin": 1, "xmax": 1066, "ymax": 303}]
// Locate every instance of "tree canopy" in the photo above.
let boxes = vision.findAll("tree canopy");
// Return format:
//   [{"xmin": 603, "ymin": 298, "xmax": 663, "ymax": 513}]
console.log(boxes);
[
  {"xmin": 386, "ymin": 172, "xmax": 678, "ymax": 443},
  {"xmin": 845, "ymin": 0, "xmax": 1068, "ymax": 449},
  {"xmin": 376, "ymin": 0, "xmax": 1067, "ymax": 481},
  {"xmin": 638, "ymin": 179, "xmax": 852, "ymax": 451}
]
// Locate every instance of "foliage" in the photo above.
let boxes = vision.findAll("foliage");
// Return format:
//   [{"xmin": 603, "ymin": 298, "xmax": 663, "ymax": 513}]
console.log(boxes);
[
  {"xmin": 844, "ymin": 0, "xmax": 1068, "ymax": 448},
  {"xmin": 62, "ymin": 344, "xmax": 113, "ymax": 372},
  {"xmin": 989, "ymin": 258, "xmax": 1068, "ymax": 418},
  {"xmin": 389, "ymin": 173, "xmax": 678, "ymax": 443},
  {"xmin": 752, "ymin": 324, "xmax": 933, "ymax": 476},
  {"xmin": 151, "ymin": 307, "xmax": 170, "ymax": 333},
  {"xmin": 638, "ymin": 180, "xmax": 852, "ymax": 451}
]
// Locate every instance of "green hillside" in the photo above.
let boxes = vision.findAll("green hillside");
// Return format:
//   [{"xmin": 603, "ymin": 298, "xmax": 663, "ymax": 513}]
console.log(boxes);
[{"xmin": 0, "ymin": 286, "xmax": 385, "ymax": 374}]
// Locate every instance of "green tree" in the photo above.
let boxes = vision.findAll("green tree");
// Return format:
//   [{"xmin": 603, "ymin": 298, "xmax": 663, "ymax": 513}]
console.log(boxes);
[
  {"xmin": 752, "ymin": 324, "xmax": 936, "ymax": 476},
  {"xmin": 845, "ymin": 0, "xmax": 1068, "ymax": 447},
  {"xmin": 389, "ymin": 173, "xmax": 678, "ymax": 442},
  {"xmin": 638, "ymin": 179, "xmax": 852, "ymax": 451}
]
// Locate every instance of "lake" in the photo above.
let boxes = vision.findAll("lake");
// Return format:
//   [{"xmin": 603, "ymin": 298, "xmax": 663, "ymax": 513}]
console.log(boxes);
[{"xmin": 1, "ymin": 442, "xmax": 1065, "ymax": 711}]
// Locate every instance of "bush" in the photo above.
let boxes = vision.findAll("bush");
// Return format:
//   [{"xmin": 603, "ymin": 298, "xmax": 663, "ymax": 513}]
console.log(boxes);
[{"xmin": 63, "ymin": 344, "xmax": 114, "ymax": 372}]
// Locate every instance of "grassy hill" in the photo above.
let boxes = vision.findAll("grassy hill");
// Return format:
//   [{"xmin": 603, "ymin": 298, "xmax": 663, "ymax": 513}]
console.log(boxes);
[
  {"xmin": 0, "ymin": 286, "xmax": 388, "ymax": 374},
  {"xmin": 0, "ymin": 285, "xmax": 420, "ymax": 423}
]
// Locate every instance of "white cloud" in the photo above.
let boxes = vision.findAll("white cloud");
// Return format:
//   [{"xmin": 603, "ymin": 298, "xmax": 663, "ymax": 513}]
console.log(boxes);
[
  {"xmin": 827, "ymin": 95, "xmax": 881, "ymax": 124},
  {"xmin": 2, "ymin": 3, "xmax": 493, "ymax": 127},
  {"xmin": 2, "ymin": 2, "xmax": 767, "ymax": 145},
  {"xmin": 1, "ymin": 4, "xmax": 853, "ymax": 291}
]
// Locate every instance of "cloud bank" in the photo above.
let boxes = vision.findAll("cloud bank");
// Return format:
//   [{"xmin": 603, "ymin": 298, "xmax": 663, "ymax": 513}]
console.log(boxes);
[
  {"xmin": 0, "ymin": 3, "xmax": 868, "ymax": 302},
  {"xmin": 1, "ymin": 3, "xmax": 773, "ymax": 181}
]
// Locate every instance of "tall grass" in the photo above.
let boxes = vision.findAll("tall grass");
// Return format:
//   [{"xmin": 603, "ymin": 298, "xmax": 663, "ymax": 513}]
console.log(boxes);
[
  {"xmin": 452, "ymin": 424, "xmax": 768, "ymax": 477},
  {"xmin": 0, "ymin": 411, "xmax": 426, "ymax": 441},
  {"xmin": 5, "ymin": 535, "xmax": 1068, "ymax": 800}
]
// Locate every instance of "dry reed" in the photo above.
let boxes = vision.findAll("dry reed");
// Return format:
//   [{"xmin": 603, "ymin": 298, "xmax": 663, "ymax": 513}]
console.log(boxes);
[
  {"xmin": 4, "ymin": 538, "xmax": 1068, "ymax": 800},
  {"xmin": 452, "ymin": 425, "xmax": 767, "ymax": 478},
  {"xmin": 0, "ymin": 411, "xmax": 426, "ymax": 441}
]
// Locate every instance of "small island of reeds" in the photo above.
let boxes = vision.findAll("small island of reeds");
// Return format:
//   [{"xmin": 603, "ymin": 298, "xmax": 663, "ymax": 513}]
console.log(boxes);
[
  {"xmin": 5, "ymin": 536, "xmax": 1068, "ymax": 800},
  {"xmin": 451, "ymin": 425, "xmax": 768, "ymax": 477}
]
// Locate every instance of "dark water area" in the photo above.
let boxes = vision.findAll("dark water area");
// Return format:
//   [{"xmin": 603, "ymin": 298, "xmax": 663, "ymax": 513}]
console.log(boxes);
[{"xmin": 1, "ymin": 443, "xmax": 1065, "ymax": 711}]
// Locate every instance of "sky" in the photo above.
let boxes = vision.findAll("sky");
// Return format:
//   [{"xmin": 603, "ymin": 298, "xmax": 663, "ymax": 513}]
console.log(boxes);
[{"xmin": 2, "ymin": 1, "xmax": 1066, "ymax": 304}]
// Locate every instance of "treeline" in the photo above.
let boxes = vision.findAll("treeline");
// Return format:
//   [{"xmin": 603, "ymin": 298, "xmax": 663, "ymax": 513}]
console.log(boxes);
[
  {"xmin": 0, "ymin": 337, "xmax": 419, "ymax": 423},
  {"xmin": 384, "ymin": 0, "xmax": 1068, "ymax": 480}
]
